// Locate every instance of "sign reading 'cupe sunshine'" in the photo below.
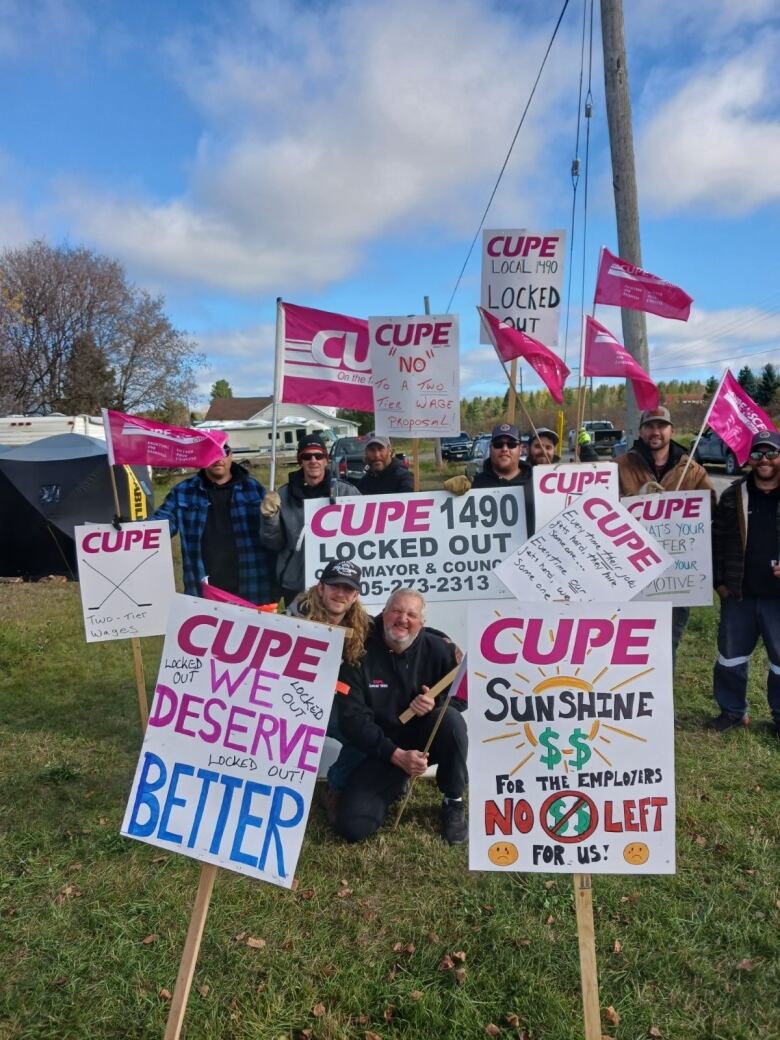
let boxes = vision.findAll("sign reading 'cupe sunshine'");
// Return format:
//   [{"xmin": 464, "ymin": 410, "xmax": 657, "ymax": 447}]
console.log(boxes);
[
  {"xmin": 468, "ymin": 601, "xmax": 675, "ymax": 875},
  {"xmin": 121, "ymin": 595, "xmax": 345, "ymax": 888}
]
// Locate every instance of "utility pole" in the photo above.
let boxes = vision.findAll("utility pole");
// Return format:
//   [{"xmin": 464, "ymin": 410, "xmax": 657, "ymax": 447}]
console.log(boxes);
[{"xmin": 600, "ymin": 0, "xmax": 648, "ymax": 447}]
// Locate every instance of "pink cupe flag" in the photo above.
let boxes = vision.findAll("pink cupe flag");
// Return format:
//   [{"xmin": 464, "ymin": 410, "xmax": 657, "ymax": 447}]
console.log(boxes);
[
  {"xmin": 582, "ymin": 316, "xmax": 659, "ymax": 411},
  {"xmin": 282, "ymin": 301, "xmax": 373, "ymax": 411},
  {"xmin": 478, "ymin": 306, "xmax": 570, "ymax": 404},
  {"xmin": 706, "ymin": 370, "xmax": 778, "ymax": 465},
  {"xmin": 102, "ymin": 409, "xmax": 227, "ymax": 468},
  {"xmin": 594, "ymin": 246, "xmax": 693, "ymax": 321}
]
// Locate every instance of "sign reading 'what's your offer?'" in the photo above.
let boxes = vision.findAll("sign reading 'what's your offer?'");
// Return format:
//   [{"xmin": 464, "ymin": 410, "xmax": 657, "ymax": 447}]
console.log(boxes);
[
  {"xmin": 368, "ymin": 314, "xmax": 459, "ymax": 437},
  {"xmin": 121, "ymin": 595, "xmax": 345, "ymax": 888},
  {"xmin": 468, "ymin": 601, "xmax": 675, "ymax": 875}
]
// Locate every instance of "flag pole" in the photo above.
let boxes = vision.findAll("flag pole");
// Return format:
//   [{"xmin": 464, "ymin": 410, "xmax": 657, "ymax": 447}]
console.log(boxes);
[
  {"xmin": 674, "ymin": 369, "xmax": 728, "ymax": 490},
  {"xmin": 270, "ymin": 297, "xmax": 284, "ymax": 490}
]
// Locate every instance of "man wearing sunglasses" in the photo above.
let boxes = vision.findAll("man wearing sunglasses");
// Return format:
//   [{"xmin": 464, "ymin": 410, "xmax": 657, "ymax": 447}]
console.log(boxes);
[
  {"xmin": 710, "ymin": 430, "xmax": 780, "ymax": 736},
  {"xmin": 259, "ymin": 433, "xmax": 360, "ymax": 606}
]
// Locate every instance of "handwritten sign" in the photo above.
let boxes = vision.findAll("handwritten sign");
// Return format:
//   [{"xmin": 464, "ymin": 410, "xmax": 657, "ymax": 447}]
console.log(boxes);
[
  {"xmin": 121, "ymin": 595, "xmax": 345, "ymax": 888},
  {"xmin": 368, "ymin": 314, "xmax": 459, "ymax": 437},
  {"xmin": 624, "ymin": 491, "xmax": 713, "ymax": 607},
  {"xmin": 468, "ymin": 600, "xmax": 675, "ymax": 874},
  {"xmin": 305, "ymin": 488, "xmax": 526, "ymax": 609},
  {"xmin": 480, "ymin": 229, "xmax": 566, "ymax": 345},
  {"xmin": 75, "ymin": 521, "xmax": 176, "ymax": 642},
  {"xmin": 532, "ymin": 462, "xmax": 618, "ymax": 530},
  {"xmin": 495, "ymin": 494, "xmax": 672, "ymax": 603}
]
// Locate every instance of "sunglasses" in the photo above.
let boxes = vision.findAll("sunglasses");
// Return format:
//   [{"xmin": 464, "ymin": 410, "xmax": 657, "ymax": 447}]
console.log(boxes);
[
  {"xmin": 300, "ymin": 452, "xmax": 327, "ymax": 462},
  {"xmin": 749, "ymin": 449, "xmax": 779, "ymax": 461},
  {"xmin": 492, "ymin": 438, "xmax": 519, "ymax": 449}
]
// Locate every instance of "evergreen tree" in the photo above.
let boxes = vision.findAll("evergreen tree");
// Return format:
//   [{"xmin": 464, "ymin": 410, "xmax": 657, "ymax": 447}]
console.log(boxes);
[
  {"xmin": 737, "ymin": 365, "xmax": 758, "ymax": 399},
  {"xmin": 703, "ymin": 375, "xmax": 719, "ymax": 401},
  {"xmin": 756, "ymin": 363, "xmax": 780, "ymax": 408},
  {"xmin": 210, "ymin": 379, "xmax": 233, "ymax": 399}
]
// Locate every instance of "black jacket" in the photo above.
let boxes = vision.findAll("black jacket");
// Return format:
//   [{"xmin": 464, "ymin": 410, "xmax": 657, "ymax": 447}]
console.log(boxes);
[
  {"xmin": 357, "ymin": 457, "xmax": 414, "ymax": 495},
  {"xmin": 713, "ymin": 474, "xmax": 780, "ymax": 597},
  {"xmin": 337, "ymin": 623, "xmax": 458, "ymax": 762}
]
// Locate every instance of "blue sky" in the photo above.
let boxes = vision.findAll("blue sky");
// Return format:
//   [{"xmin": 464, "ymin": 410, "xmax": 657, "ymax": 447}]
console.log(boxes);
[{"xmin": 2, "ymin": 0, "xmax": 780, "ymax": 405}]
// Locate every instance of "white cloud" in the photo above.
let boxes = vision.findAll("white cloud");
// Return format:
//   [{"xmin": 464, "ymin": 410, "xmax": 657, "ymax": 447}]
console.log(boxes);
[
  {"xmin": 636, "ymin": 47, "xmax": 780, "ymax": 214},
  {"xmin": 57, "ymin": 0, "xmax": 579, "ymax": 293}
]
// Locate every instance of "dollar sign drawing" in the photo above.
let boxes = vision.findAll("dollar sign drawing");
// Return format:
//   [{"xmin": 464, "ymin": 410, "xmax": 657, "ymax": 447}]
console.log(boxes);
[
  {"xmin": 549, "ymin": 799, "xmax": 570, "ymax": 834},
  {"xmin": 538, "ymin": 727, "xmax": 562, "ymax": 770},
  {"xmin": 569, "ymin": 727, "xmax": 592, "ymax": 770}
]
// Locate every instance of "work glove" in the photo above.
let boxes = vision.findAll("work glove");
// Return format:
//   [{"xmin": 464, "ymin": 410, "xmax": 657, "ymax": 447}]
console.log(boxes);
[
  {"xmin": 443, "ymin": 475, "xmax": 472, "ymax": 496},
  {"xmin": 260, "ymin": 490, "xmax": 281, "ymax": 518},
  {"xmin": 577, "ymin": 428, "xmax": 592, "ymax": 445}
]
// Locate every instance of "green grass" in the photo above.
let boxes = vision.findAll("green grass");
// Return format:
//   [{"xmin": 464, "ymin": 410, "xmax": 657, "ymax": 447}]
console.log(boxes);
[{"xmin": 1, "ymin": 586, "xmax": 779, "ymax": 1040}]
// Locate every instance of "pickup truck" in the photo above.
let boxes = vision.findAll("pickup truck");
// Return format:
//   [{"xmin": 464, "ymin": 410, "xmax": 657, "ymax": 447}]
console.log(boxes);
[
  {"xmin": 568, "ymin": 420, "xmax": 623, "ymax": 456},
  {"xmin": 330, "ymin": 435, "xmax": 409, "ymax": 482},
  {"xmin": 441, "ymin": 432, "xmax": 473, "ymax": 461},
  {"xmin": 693, "ymin": 429, "xmax": 743, "ymax": 475}
]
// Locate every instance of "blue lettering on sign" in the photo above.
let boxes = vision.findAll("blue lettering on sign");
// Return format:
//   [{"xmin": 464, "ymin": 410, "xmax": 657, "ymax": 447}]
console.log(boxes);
[{"xmin": 125, "ymin": 751, "xmax": 306, "ymax": 877}]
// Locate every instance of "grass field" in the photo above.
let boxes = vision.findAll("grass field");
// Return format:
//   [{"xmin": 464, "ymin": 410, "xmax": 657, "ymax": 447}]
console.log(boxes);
[{"xmin": 2, "ymin": 499, "xmax": 780, "ymax": 1039}]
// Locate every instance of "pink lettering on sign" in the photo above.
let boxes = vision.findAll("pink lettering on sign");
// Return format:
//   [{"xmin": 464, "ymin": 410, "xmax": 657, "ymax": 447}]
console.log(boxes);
[
  {"xmin": 177, "ymin": 617, "xmax": 329, "ymax": 681},
  {"xmin": 374, "ymin": 322, "xmax": 453, "ymax": 347},
  {"xmin": 582, "ymin": 497, "xmax": 663, "ymax": 571},
  {"xmin": 480, "ymin": 617, "xmax": 655, "ymax": 667},
  {"xmin": 538, "ymin": 470, "xmax": 611, "ymax": 495},
  {"xmin": 626, "ymin": 497, "xmax": 702, "ymax": 522},
  {"xmin": 310, "ymin": 498, "xmax": 434, "ymax": 538},
  {"xmin": 82, "ymin": 528, "xmax": 161, "ymax": 553},
  {"xmin": 486, "ymin": 235, "xmax": 560, "ymax": 258}
]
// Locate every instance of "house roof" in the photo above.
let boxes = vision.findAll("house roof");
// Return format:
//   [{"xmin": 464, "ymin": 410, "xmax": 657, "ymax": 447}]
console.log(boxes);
[{"xmin": 204, "ymin": 396, "xmax": 272, "ymax": 421}]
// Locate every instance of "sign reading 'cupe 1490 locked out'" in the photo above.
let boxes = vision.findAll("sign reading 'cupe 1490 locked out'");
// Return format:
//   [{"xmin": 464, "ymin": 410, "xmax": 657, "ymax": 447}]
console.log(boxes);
[
  {"xmin": 304, "ymin": 488, "xmax": 526, "ymax": 604},
  {"xmin": 480, "ymin": 229, "xmax": 566, "ymax": 346},
  {"xmin": 121, "ymin": 595, "xmax": 345, "ymax": 888},
  {"xmin": 368, "ymin": 314, "xmax": 459, "ymax": 437},
  {"xmin": 468, "ymin": 601, "xmax": 675, "ymax": 875}
]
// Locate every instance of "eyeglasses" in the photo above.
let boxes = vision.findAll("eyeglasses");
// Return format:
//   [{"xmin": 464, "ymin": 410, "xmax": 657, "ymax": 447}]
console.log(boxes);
[
  {"xmin": 749, "ymin": 449, "xmax": 779, "ymax": 461},
  {"xmin": 492, "ymin": 438, "xmax": 519, "ymax": 449},
  {"xmin": 300, "ymin": 452, "xmax": 327, "ymax": 462}
]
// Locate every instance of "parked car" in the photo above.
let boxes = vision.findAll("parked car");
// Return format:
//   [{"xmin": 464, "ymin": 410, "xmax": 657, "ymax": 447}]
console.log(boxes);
[
  {"xmin": 611, "ymin": 437, "xmax": 627, "ymax": 458},
  {"xmin": 441, "ymin": 432, "xmax": 472, "ymax": 460},
  {"xmin": 693, "ymin": 429, "xmax": 743, "ymax": 475},
  {"xmin": 329, "ymin": 435, "xmax": 408, "ymax": 482},
  {"xmin": 465, "ymin": 436, "xmax": 492, "ymax": 481},
  {"xmin": 567, "ymin": 420, "xmax": 623, "ymax": 456}
]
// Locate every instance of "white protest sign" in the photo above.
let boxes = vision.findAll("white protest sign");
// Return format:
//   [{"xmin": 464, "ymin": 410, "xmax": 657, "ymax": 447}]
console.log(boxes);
[
  {"xmin": 121, "ymin": 595, "xmax": 344, "ymax": 888},
  {"xmin": 495, "ymin": 493, "xmax": 672, "ymax": 603},
  {"xmin": 624, "ymin": 491, "xmax": 713, "ymax": 607},
  {"xmin": 480, "ymin": 229, "xmax": 566, "ymax": 345},
  {"xmin": 75, "ymin": 521, "xmax": 176, "ymax": 642},
  {"xmin": 468, "ymin": 600, "xmax": 675, "ymax": 874},
  {"xmin": 304, "ymin": 488, "xmax": 526, "ymax": 608},
  {"xmin": 368, "ymin": 314, "xmax": 459, "ymax": 437},
  {"xmin": 532, "ymin": 462, "xmax": 619, "ymax": 530}
]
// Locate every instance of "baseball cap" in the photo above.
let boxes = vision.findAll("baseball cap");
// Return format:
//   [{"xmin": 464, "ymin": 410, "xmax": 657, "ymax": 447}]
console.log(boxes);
[
  {"xmin": 491, "ymin": 422, "xmax": 520, "ymax": 444},
  {"xmin": 365, "ymin": 434, "xmax": 391, "ymax": 449},
  {"xmin": 320, "ymin": 559, "xmax": 362, "ymax": 591},
  {"xmin": 750, "ymin": 430, "xmax": 780, "ymax": 451},
  {"xmin": 530, "ymin": 427, "xmax": 559, "ymax": 446},
  {"xmin": 297, "ymin": 433, "xmax": 328, "ymax": 457},
  {"xmin": 639, "ymin": 407, "xmax": 672, "ymax": 426}
]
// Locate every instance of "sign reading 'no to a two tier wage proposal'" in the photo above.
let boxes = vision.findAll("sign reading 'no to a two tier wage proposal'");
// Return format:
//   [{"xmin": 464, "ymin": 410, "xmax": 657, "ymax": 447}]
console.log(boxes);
[{"xmin": 368, "ymin": 314, "xmax": 460, "ymax": 438}]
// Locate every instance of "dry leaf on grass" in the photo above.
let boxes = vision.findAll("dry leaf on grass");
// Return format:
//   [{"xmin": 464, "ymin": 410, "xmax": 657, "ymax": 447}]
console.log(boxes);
[
  {"xmin": 428, "ymin": 930, "xmax": 440, "ymax": 943},
  {"xmin": 312, "ymin": 1002, "xmax": 326, "ymax": 1017},
  {"xmin": 159, "ymin": 988, "xmax": 172, "ymax": 1001},
  {"xmin": 151, "ymin": 855, "xmax": 167, "ymax": 864},
  {"xmin": 485, "ymin": 1025, "xmax": 501, "ymax": 1037},
  {"xmin": 392, "ymin": 941, "xmax": 404, "ymax": 953},
  {"xmin": 438, "ymin": 955, "xmax": 455, "ymax": 971},
  {"xmin": 515, "ymin": 938, "xmax": 531, "ymax": 948},
  {"xmin": 55, "ymin": 883, "xmax": 83, "ymax": 904},
  {"xmin": 410, "ymin": 990, "xmax": 423, "ymax": 1001},
  {"xmin": 454, "ymin": 969, "xmax": 466, "ymax": 986},
  {"xmin": 605, "ymin": 1005, "xmax": 621, "ymax": 1026},
  {"xmin": 336, "ymin": 887, "xmax": 353, "ymax": 898},
  {"xmin": 198, "ymin": 984, "xmax": 210, "ymax": 997},
  {"xmin": 351, "ymin": 1013, "xmax": 369, "ymax": 1025},
  {"xmin": 736, "ymin": 958, "xmax": 757, "ymax": 971},
  {"xmin": 405, "ymin": 942, "xmax": 416, "ymax": 954},
  {"xmin": 298, "ymin": 889, "xmax": 315, "ymax": 900},
  {"xmin": 613, "ymin": 940, "xmax": 623, "ymax": 954},
  {"xmin": 246, "ymin": 937, "xmax": 266, "ymax": 950},
  {"xmin": 141, "ymin": 934, "xmax": 158, "ymax": 945},
  {"xmin": 295, "ymin": 1030, "xmax": 313, "ymax": 1040},
  {"xmin": 453, "ymin": 950, "xmax": 466, "ymax": 962},
  {"xmin": 545, "ymin": 914, "xmax": 555, "ymax": 926},
  {"xmin": 233, "ymin": 931, "xmax": 247, "ymax": 942},
  {"xmin": 50, "ymin": 977, "xmax": 68, "ymax": 986},
  {"xmin": 694, "ymin": 834, "xmax": 707, "ymax": 847},
  {"xmin": 383, "ymin": 1005, "xmax": 395, "ymax": 1021},
  {"xmin": 504, "ymin": 1014, "xmax": 520, "ymax": 1027},
  {"xmin": 365, "ymin": 1032, "xmax": 383, "ymax": 1040},
  {"xmin": 648, "ymin": 1028, "xmax": 662, "ymax": 1038}
]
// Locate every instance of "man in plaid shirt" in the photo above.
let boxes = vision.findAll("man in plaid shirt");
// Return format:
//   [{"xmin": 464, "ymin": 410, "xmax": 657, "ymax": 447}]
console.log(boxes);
[{"xmin": 153, "ymin": 445, "xmax": 274, "ymax": 605}]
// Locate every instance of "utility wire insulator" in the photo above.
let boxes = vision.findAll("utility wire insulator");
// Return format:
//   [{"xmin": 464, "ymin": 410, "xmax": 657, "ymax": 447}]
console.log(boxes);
[
  {"xmin": 584, "ymin": 100, "xmax": 593, "ymax": 118},
  {"xmin": 571, "ymin": 158, "xmax": 580, "ymax": 178}
]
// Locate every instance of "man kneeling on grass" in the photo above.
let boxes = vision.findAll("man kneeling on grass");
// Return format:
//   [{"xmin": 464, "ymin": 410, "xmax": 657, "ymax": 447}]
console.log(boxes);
[{"xmin": 334, "ymin": 589, "xmax": 468, "ymax": 845}]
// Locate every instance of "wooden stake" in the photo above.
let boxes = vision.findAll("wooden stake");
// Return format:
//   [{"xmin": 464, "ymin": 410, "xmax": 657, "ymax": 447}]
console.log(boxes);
[
  {"xmin": 164, "ymin": 864, "xmax": 218, "ymax": 1040},
  {"xmin": 573, "ymin": 873, "xmax": 602, "ymax": 1040},
  {"xmin": 392, "ymin": 685, "xmax": 459, "ymax": 830},
  {"xmin": 131, "ymin": 637, "xmax": 149, "ymax": 731},
  {"xmin": 398, "ymin": 665, "xmax": 459, "ymax": 724}
]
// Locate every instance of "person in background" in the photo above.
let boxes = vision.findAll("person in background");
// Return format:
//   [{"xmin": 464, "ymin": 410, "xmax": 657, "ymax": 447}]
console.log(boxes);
[
  {"xmin": 152, "ymin": 443, "xmax": 273, "ymax": 604},
  {"xmin": 710, "ymin": 430, "xmax": 780, "ymax": 736},
  {"xmin": 334, "ymin": 589, "xmax": 467, "ymax": 845},
  {"xmin": 259, "ymin": 434, "xmax": 360, "ymax": 606},
  {"xmin": 616, "ymin": 406, "xmax": 715, "ymax": 666},
  {"xmin": 527, "ymin": 428, "xmax": 561, "ymax": 466},
  {"xmin": 357, "ymin": 434, "xmax": 414, "ymax": 495},
  {"xmin": 287, "ymin": 559, "xmax": 373, "ymax": 819}
]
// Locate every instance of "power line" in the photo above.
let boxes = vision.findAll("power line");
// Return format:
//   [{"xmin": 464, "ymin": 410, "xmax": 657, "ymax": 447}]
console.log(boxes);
[{"xmin": 445, "ymin": 0, "xmax": 572, "ymax": 314}]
